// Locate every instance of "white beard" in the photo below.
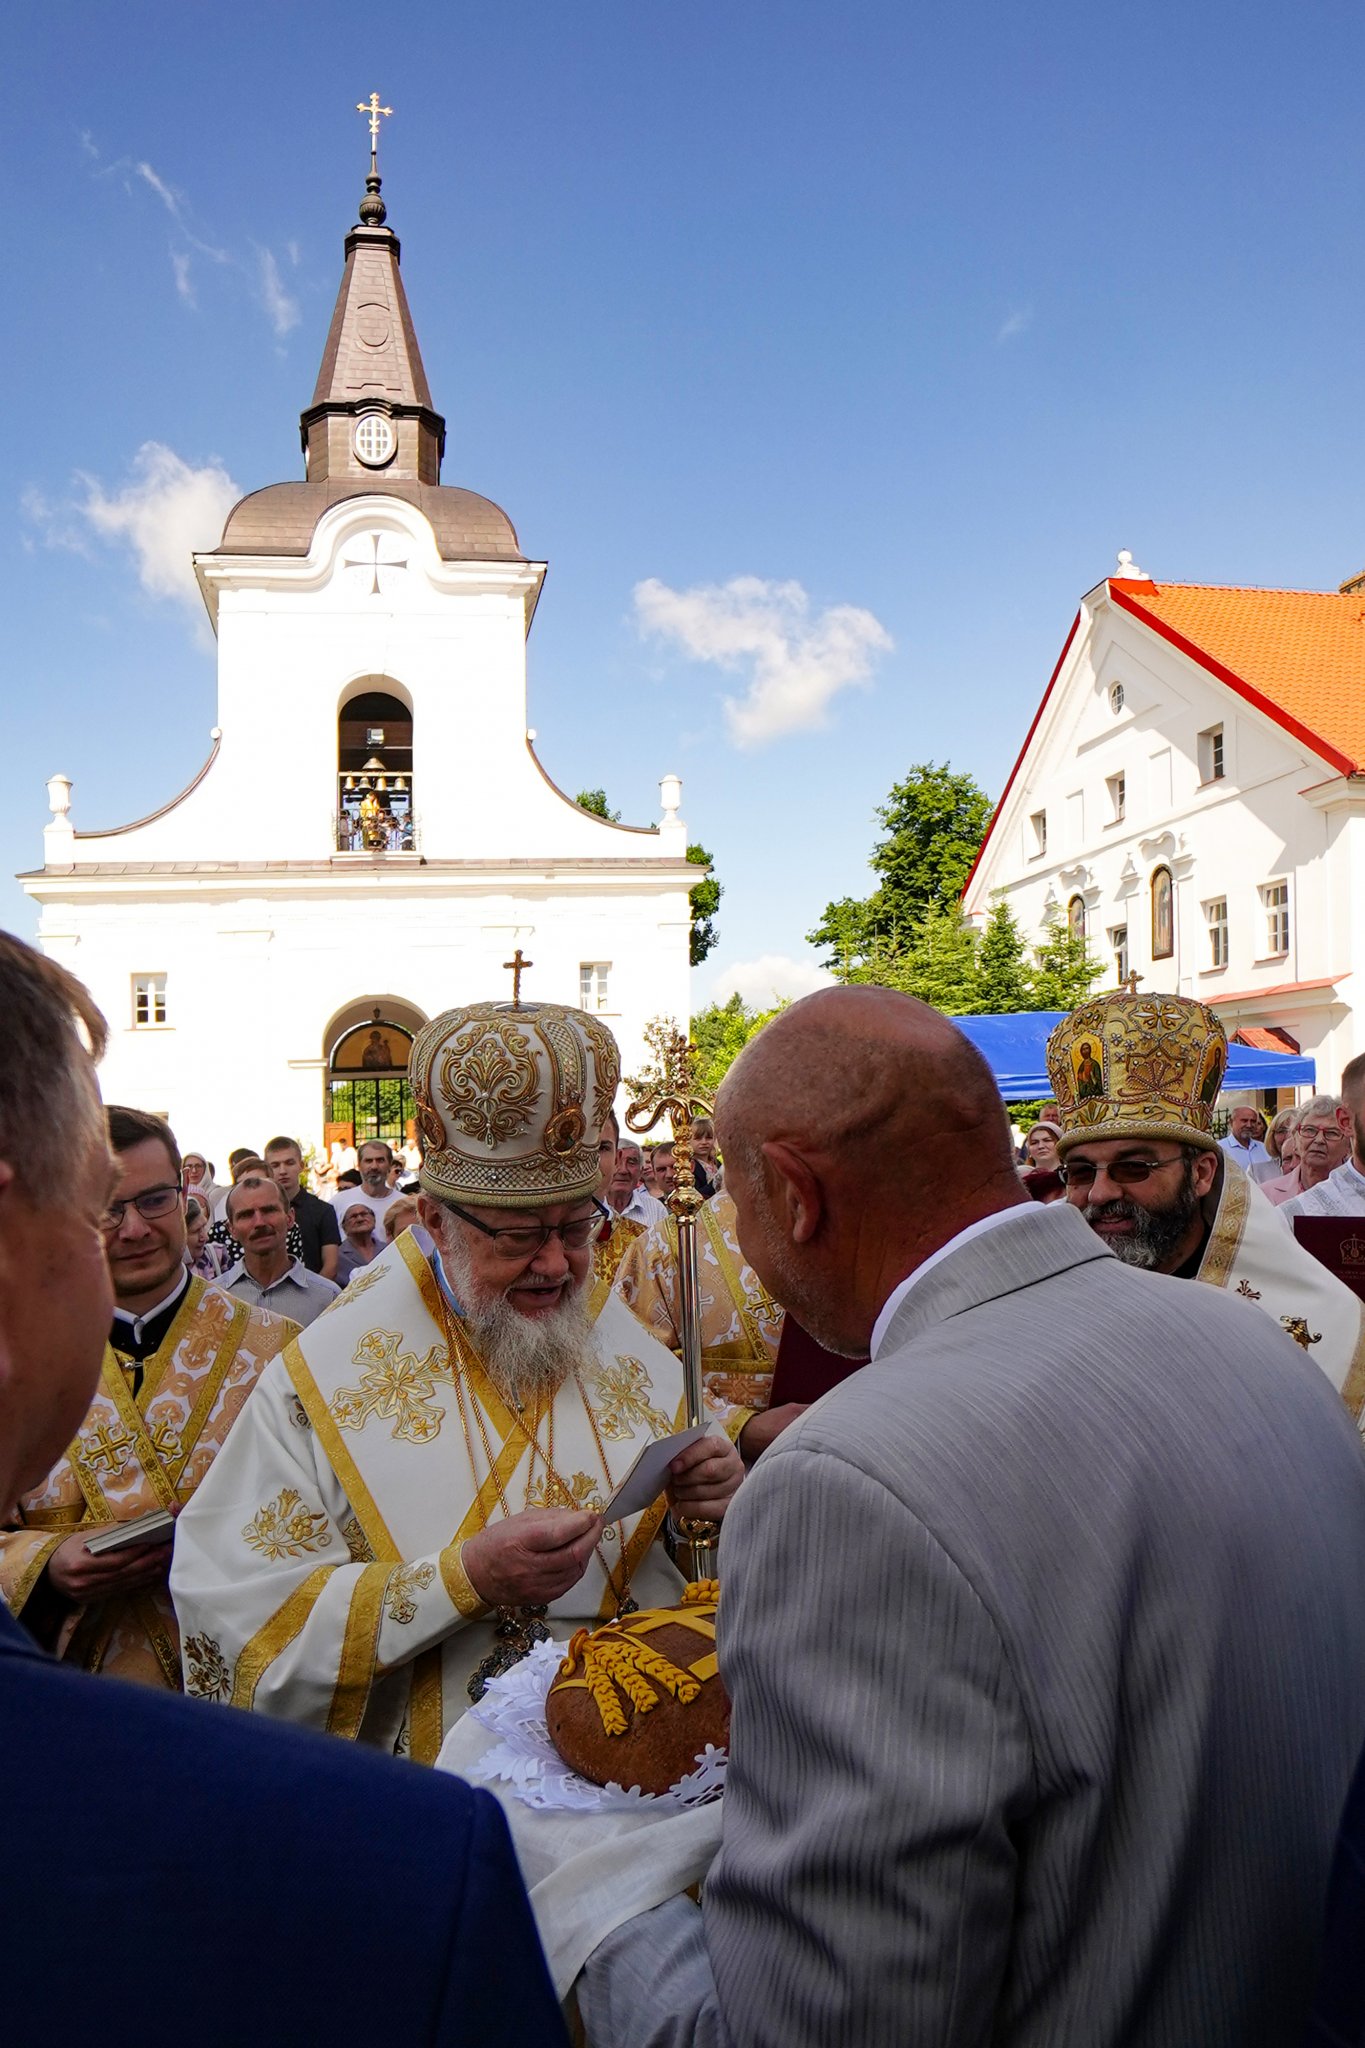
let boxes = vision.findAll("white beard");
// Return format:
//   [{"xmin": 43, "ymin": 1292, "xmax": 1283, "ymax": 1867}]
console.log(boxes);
[{"xmin": 437, "ymin": 1227, "xmax": 598, "ymax": 1408}]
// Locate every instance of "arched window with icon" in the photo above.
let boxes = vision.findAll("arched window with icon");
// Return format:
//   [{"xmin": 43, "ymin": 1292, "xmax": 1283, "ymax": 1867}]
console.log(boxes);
[
  {"xmin": 1067, "ymin": 895, "xmax": 1086, "ymax": 942},
  {"xmin": 337, "ymin": 681, "xmax": 415, "ymax": 852},
  {"xmin": 1151, "ymin": 865, "xmax": 1174, "ymax": 960}
]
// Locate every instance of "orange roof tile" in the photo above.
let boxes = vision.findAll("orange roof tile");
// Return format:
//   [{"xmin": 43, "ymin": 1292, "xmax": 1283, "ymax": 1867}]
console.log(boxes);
[{"xmin": 1109, "ymin": 579, "xmax": 1365, "ymax": 775}]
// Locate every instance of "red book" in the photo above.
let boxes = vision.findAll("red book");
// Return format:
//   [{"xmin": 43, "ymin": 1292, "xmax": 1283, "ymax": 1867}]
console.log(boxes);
[
  {"xmin": 1290, "ymin": 1218, "xmax": 1365, "ymax": 1302},
  {"xmin": 769, "ymin": 1314, "xmax": 867, "ymax": 1406}
]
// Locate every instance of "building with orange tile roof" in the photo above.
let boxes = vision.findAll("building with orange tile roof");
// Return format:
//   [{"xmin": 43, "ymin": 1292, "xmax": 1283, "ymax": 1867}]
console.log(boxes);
[{"xmin": 963, "ymin": 556, "xmax": 1365, "ymax": 1092}]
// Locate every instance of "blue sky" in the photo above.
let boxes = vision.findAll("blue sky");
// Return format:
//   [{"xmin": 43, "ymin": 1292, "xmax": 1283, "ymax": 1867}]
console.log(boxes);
[{"xmin": 10, "ymin": 2, "xmax": 1365, "ymax": 1009}]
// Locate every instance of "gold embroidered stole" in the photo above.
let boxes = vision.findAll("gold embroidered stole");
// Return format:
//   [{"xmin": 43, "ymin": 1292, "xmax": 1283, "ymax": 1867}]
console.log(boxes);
[
  {"xmin": 65, "ymin": 1278, "xmax": 255, "ymax": 1680},
  {"xmin": 693, "ymin": 1205, "xmax": 778, "ymax": 1362},
  {"xmin": 1197, "ymin": 1161, "xmax": 1365, "ymax": 1421}
]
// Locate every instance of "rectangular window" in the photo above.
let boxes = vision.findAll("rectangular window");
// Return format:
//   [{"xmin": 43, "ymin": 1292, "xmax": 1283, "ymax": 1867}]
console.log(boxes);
[
  {"xmin": 1262, "ymin": 881, "xmax": 1290, "ymax": 956},
  {"xmin": 1107, "ymin": 772, "xmax": 1126, "ymax": 823},
  {"xmin": 1110, "ymin": 925, "xmax": 1129, "ymax": 986},
  {"xmin": 1205, "ymin": 898, "xmax": 1228, "ymax": 969},
  {"xmin": 1029, "ymin": 810, "xmax": 1048, "ymax": 857},
  {"xmin": 132, "ymin": 974, "xmax": 167, "ymax": 1027},
  {"xmin": 579, "ymin": 961, "xmax": 611, "ymax": 1013},
  {"xmin": 1199, "ymin": 724, "xmax": 1226, "ymax": 783}
]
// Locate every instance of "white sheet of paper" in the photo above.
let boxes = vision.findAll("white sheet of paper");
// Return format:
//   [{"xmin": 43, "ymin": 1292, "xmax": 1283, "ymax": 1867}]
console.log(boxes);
[{"xmin": 601, "ymin": 1423, "xmax": 711, "ymax": 1523}]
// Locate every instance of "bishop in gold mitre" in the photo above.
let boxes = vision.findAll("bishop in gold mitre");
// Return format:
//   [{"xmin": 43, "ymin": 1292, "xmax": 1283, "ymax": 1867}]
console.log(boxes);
[
  {"xmin": 1047, "ymin": 992, "xmax": 1365, "ymax": 1430},
  {"xmin": 171, "ymin": 999, "xmax": 744, "ymax": 1758},
  {"xmin": 0, "ymin": 1107, "xmax": 296, "ymax": 1690}
]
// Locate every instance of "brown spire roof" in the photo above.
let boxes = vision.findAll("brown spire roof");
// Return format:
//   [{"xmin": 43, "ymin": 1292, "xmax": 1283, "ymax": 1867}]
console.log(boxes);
[{"xmin": 299, "ymin": 172, "xmax": 446, "ymax": 486}]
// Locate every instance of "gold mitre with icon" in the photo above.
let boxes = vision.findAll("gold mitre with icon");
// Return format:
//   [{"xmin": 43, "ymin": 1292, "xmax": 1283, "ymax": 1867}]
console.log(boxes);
[
  {"xmin": 410, "ymin": 999, "xmax": 621, "ymax": 1208},
  {"xmin": 1045, "ymin": 993, "xmax": 1228, "ymax": 1154}
]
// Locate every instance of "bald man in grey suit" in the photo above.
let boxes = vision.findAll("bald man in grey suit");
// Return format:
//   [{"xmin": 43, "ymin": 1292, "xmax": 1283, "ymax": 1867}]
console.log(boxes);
[{"xmin": 580, "ymin": 989, "xmax": 1365, "ymax": 2048}]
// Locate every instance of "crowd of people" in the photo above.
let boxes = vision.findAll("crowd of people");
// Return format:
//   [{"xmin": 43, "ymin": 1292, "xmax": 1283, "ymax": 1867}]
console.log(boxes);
[{"xmin": 4, "ymin": 931, "xmax": 1365, "ymax": 2044}]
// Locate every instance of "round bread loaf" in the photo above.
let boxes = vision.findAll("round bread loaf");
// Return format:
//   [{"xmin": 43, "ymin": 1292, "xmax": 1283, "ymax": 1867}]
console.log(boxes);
[{"xmin": 545, "ymin": 1582, "xmax": 728, "ymax": 1795}]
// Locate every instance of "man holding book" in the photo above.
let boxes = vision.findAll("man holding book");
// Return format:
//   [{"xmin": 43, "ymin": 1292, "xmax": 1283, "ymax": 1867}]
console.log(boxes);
[{"xmin": 0, "ymin": 1106, "xmax": 296, "ymax": 1689}]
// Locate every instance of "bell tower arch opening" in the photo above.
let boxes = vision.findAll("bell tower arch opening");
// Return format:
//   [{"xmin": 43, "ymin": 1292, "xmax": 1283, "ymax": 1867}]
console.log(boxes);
[
  {"xmin": 337, "ymin": 681, "xmax": 415, "ymax": 851},
  {"xmin": 323, "ymin": 996, "xmax": 427, "ymax": 1154}
]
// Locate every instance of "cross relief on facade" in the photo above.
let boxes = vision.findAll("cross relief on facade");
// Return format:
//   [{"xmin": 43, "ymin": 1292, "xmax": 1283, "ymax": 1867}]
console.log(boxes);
[{"xmin": 343, "ymin": 531, "xmax": 409, "ymax": 598}]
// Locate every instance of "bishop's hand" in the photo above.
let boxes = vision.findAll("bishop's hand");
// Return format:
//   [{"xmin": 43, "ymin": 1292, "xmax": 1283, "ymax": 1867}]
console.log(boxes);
[{"xmin": 462, "ymin": 1507, "xmax": 602, "ymax": 1608}]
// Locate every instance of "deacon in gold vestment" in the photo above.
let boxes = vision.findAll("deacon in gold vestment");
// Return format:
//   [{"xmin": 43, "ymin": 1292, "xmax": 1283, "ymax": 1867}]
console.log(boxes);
[
  {"xmin": 171, "ymin": 998, "xmax": 743, "ymax": 1757},
  {"xmin": 0, "ymin": 1109, "xmax": 294, "ymax": 1688},
  {"xmin": 614, "ymin": 1188, "xmax": 783, "ymax": 1435},
  {"xmin": 1048, "ymin": 993, "xmax": 1365, "ymax": 1430}
]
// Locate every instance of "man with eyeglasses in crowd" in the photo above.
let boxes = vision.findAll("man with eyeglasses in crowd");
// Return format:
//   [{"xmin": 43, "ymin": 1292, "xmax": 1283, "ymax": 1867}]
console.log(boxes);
[
  {"xmin": 172, "ymin": 998, "xmax": 743, "ymax": 1749},
  {"xmin": 1047, "ymin": 995, "xmax": 1365, "ymax": 1434},
  {"xmin": 0, "ymin": 1106, "xmax": 297, "ymax": 1689}
]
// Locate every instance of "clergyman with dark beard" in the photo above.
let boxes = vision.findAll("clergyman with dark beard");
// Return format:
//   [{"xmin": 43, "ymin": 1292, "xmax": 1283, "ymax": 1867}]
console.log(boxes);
[
  {"xmin": 171, "ymin": 997, "xmax": 744, "ymax": 1751},
  {"xmin": 1046, "ymin": 992, "xmax": 1365, "ymax": 1435}
]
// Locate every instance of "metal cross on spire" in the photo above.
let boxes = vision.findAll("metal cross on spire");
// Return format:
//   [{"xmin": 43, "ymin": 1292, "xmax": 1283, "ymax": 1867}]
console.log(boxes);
[
  {"xmin": 503, "ymin": 949, "xmax": 533, "ymax": 1008},
  {"xmin": 356, "ymin": 91, "xmax": 393, "ymax": 175}
]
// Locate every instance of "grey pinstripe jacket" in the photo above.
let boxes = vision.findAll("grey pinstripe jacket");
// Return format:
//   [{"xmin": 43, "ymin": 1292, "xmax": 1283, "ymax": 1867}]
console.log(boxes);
[{"xmin": 580, "ymin": 1203, "xmax": 1365, "ymax": 2046}]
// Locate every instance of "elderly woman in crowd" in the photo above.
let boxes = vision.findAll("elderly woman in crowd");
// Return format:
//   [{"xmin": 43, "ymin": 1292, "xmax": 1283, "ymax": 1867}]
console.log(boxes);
[
  {"xmin": 184, "ymin": 1194, "xmax": 232, "ymax": 1279},
  {"xmin": 335, "ymin": 1200, "xmax": 384, "ymax": 1283},
  {"xmin": 383, "ymin": 1195, "xmax": 420, "ymax": 1242}
]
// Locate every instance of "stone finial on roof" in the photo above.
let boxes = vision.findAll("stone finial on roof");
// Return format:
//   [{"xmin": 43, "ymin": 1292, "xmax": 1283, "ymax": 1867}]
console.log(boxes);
[{"xmin": 1115, "ymin": 549, "xmax": 1151, "ymax": 582}]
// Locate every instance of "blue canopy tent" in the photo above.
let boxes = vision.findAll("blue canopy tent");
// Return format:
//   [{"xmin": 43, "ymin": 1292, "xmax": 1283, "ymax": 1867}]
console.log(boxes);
[{"xmin": 953, "ymin": 1011, "xmax": 1316, "ymax": 1102}]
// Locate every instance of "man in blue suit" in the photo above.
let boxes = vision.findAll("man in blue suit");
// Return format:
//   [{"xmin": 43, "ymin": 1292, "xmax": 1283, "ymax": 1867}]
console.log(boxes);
[{"xmin": 0, "ymin": 932, "xmax": 566, "ymax": 2048}]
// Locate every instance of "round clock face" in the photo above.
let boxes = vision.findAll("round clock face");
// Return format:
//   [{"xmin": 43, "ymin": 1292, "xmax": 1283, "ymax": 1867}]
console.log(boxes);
[{"xmin": 354, "ymin": 413, "xmax": 397, "ymax": 467}]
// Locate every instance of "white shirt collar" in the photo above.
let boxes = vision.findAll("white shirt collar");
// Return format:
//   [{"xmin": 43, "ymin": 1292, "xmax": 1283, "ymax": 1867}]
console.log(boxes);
[
  {"xmin": 111, "ymin": 1266, "xmax": 190, "ymax": 1342},
  {"xmin": 869, "ymin": 1205, "xmax": 1035, "ymax": 1361}
]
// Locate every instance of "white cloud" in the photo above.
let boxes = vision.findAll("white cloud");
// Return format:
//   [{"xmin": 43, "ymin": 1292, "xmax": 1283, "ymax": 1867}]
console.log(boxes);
[
  {"xmin": 134, "ymin": 160, "xmax": 229, "ymax": 264},
  {"xmin": 257, "ymin": 247, "xmax": 301, "ymax": 336},
  {"xmin": 170, "ymin": 249, "xmax": 196, "ymax": 308},
  {"xmin": 996, "ymin": 306, "xmax": 1032, "ymax": 344},
  {"xmin": 634, "ymin": 575, "xmax": 892, "ymax": 747},
  {"xmin": 711, "ymin": 953, "xmax": 836, "ymax": 1008},
  {"xmin": 69, "ymin": 443, "xmax": 242, "ymax": 611}
]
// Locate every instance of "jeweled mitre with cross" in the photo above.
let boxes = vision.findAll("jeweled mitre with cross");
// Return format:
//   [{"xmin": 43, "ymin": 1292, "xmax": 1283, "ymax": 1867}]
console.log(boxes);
[{"xmin": 410, "ymin": 999, "xmax": 621, "ymax": 1209}]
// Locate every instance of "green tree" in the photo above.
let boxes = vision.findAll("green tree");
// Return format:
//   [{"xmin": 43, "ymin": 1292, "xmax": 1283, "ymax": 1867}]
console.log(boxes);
[
  {"xmin": 846, "ymin": 904, "xmax": 980, "ymax": 1013},
  {"xmin": 689, "ymin": 994, "xmax": 780, "ymax": 1094},
  {"xmin": 1031, "ymin": 919, "xmax": 1104, "ymax": 1011},
  {"xmin": 574, "ymin": 788, "xmax": 621, "ymax": 822},
  {"xmin": 809, "ymin": 761, "xmax": 994, "ymax": 971},
  {"xmin": 686, "ymin": 844, "xmax": 722, "ymax": 966},
  {"xmin": 972, "ymin": 899, "xmax": 1034, "ymax": 1013}
]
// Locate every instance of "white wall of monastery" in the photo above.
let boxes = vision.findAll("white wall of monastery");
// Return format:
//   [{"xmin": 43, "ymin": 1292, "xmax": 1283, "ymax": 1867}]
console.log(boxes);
[{"xmin": 963, "ymin": 580, "xmax": 1365, "ymax": 1094}]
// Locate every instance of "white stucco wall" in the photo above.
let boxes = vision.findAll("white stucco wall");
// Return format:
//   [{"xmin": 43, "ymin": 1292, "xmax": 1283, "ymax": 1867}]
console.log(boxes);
[{"xmin": 25, "ymin": 495, "xmax": 697, "ymax": 1158}]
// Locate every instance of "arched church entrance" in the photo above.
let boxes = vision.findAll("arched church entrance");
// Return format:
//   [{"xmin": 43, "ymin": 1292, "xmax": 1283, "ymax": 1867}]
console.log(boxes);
[
  {"xmin": 336, "ymin": 681, "xmax": 415, "ymax": 852},
  {"xmin": 322, "ymin": 996, "xmax": 427, "ymax": 1152}
]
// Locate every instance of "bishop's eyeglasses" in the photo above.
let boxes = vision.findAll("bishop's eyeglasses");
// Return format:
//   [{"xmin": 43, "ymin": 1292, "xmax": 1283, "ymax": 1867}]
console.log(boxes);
[
  {"xmin": 1058, "ymin": 1155, "xmax": 1188, "ymax": 1189},
  {"xmin": 441, "ymin": 1199, "xmax": 607, "ymax": 1260}
]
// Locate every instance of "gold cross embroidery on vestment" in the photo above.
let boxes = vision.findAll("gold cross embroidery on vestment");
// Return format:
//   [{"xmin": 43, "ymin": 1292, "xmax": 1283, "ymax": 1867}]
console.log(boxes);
[{"xmin": 328, "ymin": 1328, "xmax": 451, "ymax": 1445}]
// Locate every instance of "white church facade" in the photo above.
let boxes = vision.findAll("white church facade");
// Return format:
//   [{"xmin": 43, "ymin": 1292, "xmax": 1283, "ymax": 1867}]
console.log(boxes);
[
  {"xmin": 963, "ymin": 559, "xmax": 1365, "ymax": 1094},
  {"xmin": 22, "ymin": 161, "xmax": 697, "ymax": 1164}
]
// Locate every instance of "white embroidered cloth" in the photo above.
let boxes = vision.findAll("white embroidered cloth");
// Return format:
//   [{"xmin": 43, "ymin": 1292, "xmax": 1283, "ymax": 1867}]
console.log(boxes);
[{"xmin": 436, "ymin": 1639, "xmax": 725, "ymax": 1997}]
